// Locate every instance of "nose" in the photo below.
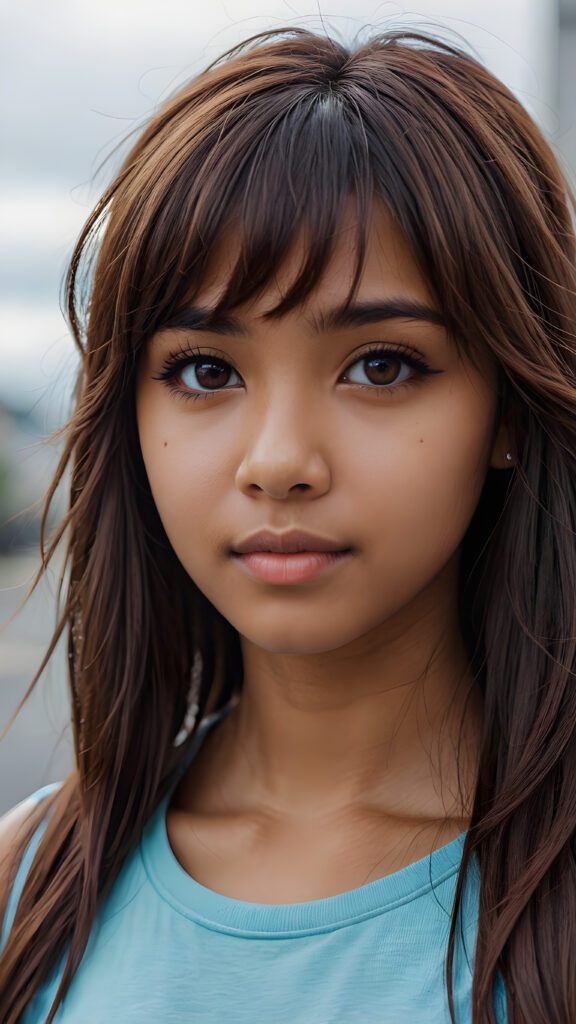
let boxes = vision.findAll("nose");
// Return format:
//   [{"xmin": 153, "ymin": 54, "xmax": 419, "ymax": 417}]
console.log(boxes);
[{"xmin": 234, "ymin": 397, "xmax": 332, "ymax": 500}]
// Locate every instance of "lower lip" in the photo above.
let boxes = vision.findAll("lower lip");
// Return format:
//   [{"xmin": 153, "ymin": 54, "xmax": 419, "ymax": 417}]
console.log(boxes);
[{"xmin": 232, "ymin": 550, "xmax": 352, "ymax": 584}]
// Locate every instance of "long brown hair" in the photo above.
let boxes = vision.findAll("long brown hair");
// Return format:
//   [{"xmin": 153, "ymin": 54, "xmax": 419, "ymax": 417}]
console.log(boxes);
[{"xmin": 1, "ymin": 27, "xmax": 576, "ymax": 1023}]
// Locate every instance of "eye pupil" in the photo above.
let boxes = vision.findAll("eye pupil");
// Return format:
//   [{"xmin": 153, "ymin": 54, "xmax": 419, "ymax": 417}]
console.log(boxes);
[
  {"xmin": 189, "ymin": 359, "xmax": 230, "ymax": 389},
  {"xmin": 365, "ymin": 356, "xmax": 401, "ymax": 385}
]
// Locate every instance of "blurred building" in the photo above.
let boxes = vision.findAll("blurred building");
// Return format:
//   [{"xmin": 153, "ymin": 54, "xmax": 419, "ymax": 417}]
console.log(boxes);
[{"xmin": 0, "ymin": 400, "xmax": 61, "ymax": 554}]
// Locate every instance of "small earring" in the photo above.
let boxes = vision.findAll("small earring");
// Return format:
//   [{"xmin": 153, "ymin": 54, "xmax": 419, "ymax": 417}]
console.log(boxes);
[{"xmin": 505, "ymin": 452, "xmax": 513, "ymax": 462}]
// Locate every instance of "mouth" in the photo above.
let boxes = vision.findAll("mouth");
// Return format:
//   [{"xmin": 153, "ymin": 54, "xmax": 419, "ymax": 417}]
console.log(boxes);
[
  {"xmin": 231, "ymin": 529, "xmax": 352, "ymax": 556},
  {"xmin": 229, "ymin": 530, "xmax": 354, "ymax": 584},
  {"xmin": 231, "ymin": 547, "xmax": 353, "ymax": 585}
]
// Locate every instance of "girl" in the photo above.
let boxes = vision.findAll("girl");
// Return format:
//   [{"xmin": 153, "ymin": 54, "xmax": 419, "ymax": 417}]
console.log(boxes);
[{"xmin": 0, "ymin": 25, "xmax": 574, "ymax": 1024}]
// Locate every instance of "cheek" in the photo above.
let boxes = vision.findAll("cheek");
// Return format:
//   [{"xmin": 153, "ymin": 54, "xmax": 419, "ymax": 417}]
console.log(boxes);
[
  {"xmin": 340, "ymin": 382, "xmax": 495, "ymax": 561},
  {"xmin": 142, "ymin": 442, "xmax": 217, "ymax": 535},
  {"xmin": 137, "ymin": 405, "xmax": 232, "ymax": 575},
  {"xmin": 363, "ymin": 396, "xmax": 493, "ymax": 565}
]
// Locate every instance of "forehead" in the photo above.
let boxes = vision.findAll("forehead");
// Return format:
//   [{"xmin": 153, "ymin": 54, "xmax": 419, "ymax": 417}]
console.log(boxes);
[{"xmin": 188, "ymin": 201, "xmax": 436, "ymax": 320}]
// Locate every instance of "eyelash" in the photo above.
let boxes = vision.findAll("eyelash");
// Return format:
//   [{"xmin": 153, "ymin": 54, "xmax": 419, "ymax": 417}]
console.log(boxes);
[{"xmin": 153, "ymin": 342, "xmax": 441, "ymax": 401}]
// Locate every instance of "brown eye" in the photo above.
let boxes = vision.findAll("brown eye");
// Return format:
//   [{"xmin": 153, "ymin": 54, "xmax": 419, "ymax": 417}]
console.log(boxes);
[
  {"xmin": 180, "ymin": 358, "xmax": 239, "ymax": 392},
  {"xmin": 363, "ymin": 355, "xmax": 403, "ymax": 385},
  {"xmin": 345, "ymin": 351, "xmax": 412, "ymax": 388}
]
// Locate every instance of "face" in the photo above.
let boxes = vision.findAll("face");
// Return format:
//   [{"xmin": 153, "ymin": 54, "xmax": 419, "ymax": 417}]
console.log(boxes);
[{"xmin": 136, "ymin": 204, "xmax": 508, "ymax": 655}]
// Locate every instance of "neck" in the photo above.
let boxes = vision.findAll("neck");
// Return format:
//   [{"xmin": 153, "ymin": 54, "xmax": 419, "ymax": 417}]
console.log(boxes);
[{"xmin": 205, "ymin": 573, "xmax": 482, "ymax": 825}]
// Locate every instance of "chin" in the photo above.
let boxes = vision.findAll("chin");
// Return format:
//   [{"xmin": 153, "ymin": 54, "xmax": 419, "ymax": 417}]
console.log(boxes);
[{"xmin": 236, "ymin": 620, "xmax": 361, "ymax": 655}]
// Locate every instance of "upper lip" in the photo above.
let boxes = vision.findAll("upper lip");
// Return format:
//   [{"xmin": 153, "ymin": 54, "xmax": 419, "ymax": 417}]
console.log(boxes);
[{"xmin": 232, "ymin": 530, "xmax": 351, "ymax": 554}]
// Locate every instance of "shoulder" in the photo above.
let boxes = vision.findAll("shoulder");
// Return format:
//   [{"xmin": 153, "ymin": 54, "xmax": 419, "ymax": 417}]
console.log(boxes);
[
  {"xmin": 0, "ymin": 784, "xmax": 62, "ymax": 849},
  {"xmin": 0, "ymin": 796, "xmax": 42, "ymax": 890},
  {"xmin": 0, "ymin": 795, "xmax": 39, "ymax": 839},
  {"xmin": 0, "ymin": 784, "xmax": 63, "ymax": 859},
  {"xmin": 0, "ymin": 784, "xmax": 63, "ymax": 937}
]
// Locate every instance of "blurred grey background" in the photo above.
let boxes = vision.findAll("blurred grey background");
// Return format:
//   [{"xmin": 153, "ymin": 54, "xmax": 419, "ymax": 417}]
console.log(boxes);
[{"xmin": 1, "ymin": 0, "xmax": 575, "ymax": 813}]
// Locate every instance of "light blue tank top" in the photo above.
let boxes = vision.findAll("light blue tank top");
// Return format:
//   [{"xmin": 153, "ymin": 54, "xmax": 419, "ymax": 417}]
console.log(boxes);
[{"xmin": 1, "ymin": 707, "xmax": 506, "ymax": 1023}]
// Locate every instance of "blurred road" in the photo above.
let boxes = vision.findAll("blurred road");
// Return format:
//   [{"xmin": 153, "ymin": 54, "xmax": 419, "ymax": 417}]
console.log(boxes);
[{"xmin": 0, "ymin": 553, "xmax": 73, "ymax": 814}]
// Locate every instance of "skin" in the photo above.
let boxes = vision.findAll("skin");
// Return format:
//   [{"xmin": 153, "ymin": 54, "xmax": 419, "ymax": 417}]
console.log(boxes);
[{"xmin": 136, "ymin": 205, "xmax": 513, "ymax": 903}]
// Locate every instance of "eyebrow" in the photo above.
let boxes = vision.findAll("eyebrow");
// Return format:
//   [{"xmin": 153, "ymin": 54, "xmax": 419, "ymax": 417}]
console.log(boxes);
[
  {"xmin": 162, "ymin": 308, "xmax": 249, "ymax": 336},
  {"xmin": 160, "ymin": 299, "xmax": 444, "ymax": 337},
  {"xmin": 314, "ymin": 300, "xmax": 445, "ymax": 332}
]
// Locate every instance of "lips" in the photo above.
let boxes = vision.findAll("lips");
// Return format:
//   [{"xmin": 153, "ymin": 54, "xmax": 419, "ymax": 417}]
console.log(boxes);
[{"xmin": 232, "ymin": 530, "xmax": 351, "ymax": 555}]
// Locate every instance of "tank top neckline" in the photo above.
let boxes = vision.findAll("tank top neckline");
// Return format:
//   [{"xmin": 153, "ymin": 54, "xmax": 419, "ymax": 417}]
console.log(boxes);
[{"xmin": 140, "ymin": 703, "xmax": 467, "ymax": 938}]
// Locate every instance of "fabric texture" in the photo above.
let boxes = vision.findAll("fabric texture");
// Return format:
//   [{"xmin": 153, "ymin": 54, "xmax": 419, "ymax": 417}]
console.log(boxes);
[{"xmin": 1, "ymin": 707, "xmax": 506, "ymax": 1023}]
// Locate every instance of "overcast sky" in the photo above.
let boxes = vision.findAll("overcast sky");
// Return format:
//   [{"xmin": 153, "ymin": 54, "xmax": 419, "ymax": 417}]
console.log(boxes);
[{"xmin": 0, "ymin": 0, "xmax": 559, "ymax": 427}]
